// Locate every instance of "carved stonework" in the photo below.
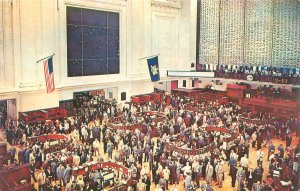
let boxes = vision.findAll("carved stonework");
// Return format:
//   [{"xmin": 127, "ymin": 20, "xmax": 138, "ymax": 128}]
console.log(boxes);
[{"xmin": 151, "ymin": 0, "xmax": 182, "ymax": 11}]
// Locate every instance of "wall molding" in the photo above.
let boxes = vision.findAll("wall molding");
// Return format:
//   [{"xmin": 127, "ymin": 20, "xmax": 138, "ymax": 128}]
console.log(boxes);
[{"xmin": 151, "ymin": 0, "xmax": 182, "ymax": 11}]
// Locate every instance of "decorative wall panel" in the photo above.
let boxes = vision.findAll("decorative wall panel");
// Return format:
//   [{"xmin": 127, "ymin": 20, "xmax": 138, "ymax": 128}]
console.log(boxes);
[
  {"xmin": 152, "ymin": 13, "xmax": 179, "ymax": 77},
  {"xmin": 199, "ymin": 0, "xmax": 220, "ymax": 65},
  {"xmin": 219, "ymin": 0, "xmax": 244, "ymax": 65},
  {"xmin": 272, "ymin": 0, "xmax": 300, "ymax": 67},
  {"xmin": 244, "ymin": 0, "xmax": 273, "ymax": 66},
  {"xmin": 198, "ymin": 0, "xmax": 300, "ymax": 67}
]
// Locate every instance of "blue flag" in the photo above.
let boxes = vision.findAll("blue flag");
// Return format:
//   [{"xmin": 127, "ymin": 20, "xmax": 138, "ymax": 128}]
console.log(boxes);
[{"xmin": 147, "ymin": 56, "xmax": 160, "ymax": 82}]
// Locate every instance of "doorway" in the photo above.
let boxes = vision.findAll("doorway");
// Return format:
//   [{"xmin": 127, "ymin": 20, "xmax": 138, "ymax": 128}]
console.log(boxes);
[
  {"xmin": 0, "ymin": 99, "xmax": 17, "ymax": 128},
  {"xmin": 154, "ymin": 80, "xmax": 178, "ymax": 93}
]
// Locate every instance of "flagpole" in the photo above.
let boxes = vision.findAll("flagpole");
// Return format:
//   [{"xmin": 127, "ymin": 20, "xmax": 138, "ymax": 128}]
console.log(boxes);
[
  {"xmin": 139, "ymin": 53, "xmax": 160, "ymax": 60},
  {"xmin": 36, "ymin": 53, "xmax": 55, "ymax": 63}
]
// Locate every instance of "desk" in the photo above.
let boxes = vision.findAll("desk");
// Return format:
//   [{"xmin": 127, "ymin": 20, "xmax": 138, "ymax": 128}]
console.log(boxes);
[
  {"xmin": 0, "ymin": 164, "xmax": 30, "ymax": 191},
  {"xmin": 279, "ymin": 181, "xmax": 292, "ymax": 191}
]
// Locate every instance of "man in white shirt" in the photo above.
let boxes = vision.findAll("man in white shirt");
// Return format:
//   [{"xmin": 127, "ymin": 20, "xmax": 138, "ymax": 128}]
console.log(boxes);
[
  {"xmin": 181, "ymin": 162, "xmax": 192, "ymax": 176},
  {"xmin": 93, "ymin": 138, "xmax": 100, "ymax": 156},
  {"xmin": 205, "ymin": 162, "xmax": 213, "ymax": 185},
  {"xmin": 73, "ymin": 128, "xmax": 79, "ymax": 141},
  {"xmin": 64, "ymin": 120, "xmax": 69, "ymax": 134},
  {"xmin": 184, "ymin": 172, "xmax": 192, "ymax": 191},
  {"xmin": 269, "ymin": 151, "xmax": 275, "ymax": 161},
  {"xmin": 77, "ymin": 176, "xmax": 85, "ymax": 190},
  {"xmin": 136, "ymin": 178, "xmax": 146, "ymax": 191},
  {"xmin": 140, "ymin": 165, "xmax": 149, "ymax": 179},
  {"xmin": 37, "ymin": 169, "xmax": 46, "ymax": 191},
  {"xmin": 154, "ymin": 184, "xmax": 163, "ymax": 191},
  {"xmin": 156, "ymin": 164, "xmax": 163, "ymax": 177},
  {"xmin": 240, "ymin": 154, "xmax": 249, "ymax": 172},
  {"xmin": 215, "ymin": 161, "xmax": 224, "ymax": 188},
  {"xmin": 81, "ymin": 126, "xmax": 88, "ymax": 143},
  {"xmin": 163, "ymin": 166, "xmax": 170, "ymax": 190},
  {"xmin": 169, "ymin": 185, "xmax": 178, "ymax": 191},
  {"xmin": 230, "ymin": 150, "xmax": 238, "ymax": 161},
  {"xmin": 73, "ymin": 154, "xmax": 80, "ymax": 167},
  {"xmin": 256, "ymin": 149, "xmax": 264, "ymax": 166},
  {"xmin": 65, "ymin": 180, "xmax": 72, "ymax": 191},
  {"xmin": 251, "ymin": 131, "xmax": 257, "ymax": 148}
]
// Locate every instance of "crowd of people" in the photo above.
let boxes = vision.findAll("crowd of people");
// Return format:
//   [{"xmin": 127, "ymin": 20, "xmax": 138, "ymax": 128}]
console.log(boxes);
[
  {"xmin": 197, "ymin": 63, "xmax": 300, "ymax": 85},
  {"xmin": 2, "ymin": 92, "xmax": 300, "ymax": 191},
  {"xmin": 242, "ymin": 84, "xmax": 300, "ymax": 101}
]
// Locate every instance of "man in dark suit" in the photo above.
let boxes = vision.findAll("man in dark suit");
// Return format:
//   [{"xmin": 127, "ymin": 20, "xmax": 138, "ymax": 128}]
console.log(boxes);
[
  {"xmin": 30, "ymin": 163, "xmax": 37, "ymax": 182},
  {"xmin": 252, "ymin": 181, "xmax": 263, "ymax": 191},
  {"xmin": 83, "ymin": 182, "xmax": 93, "ymax": 191},
  {"xmin": 80, "ymin": 151, "xmax": 87, "ymax": 165},
  {"xmin": 24, "ymin": 148, "xmax": 30, "ymax": 163},
  {"xmin": 71, "ymin": 180, "xmax": 80, "ymax": 191},
  {"xmin": 56, "ymin": 163, "xmax": 65, "ymax": 186},
  {"xmin": 18, "ymin": 148, "xmax": 25, "ymax": 165},
  {"xmin": 53, "ymin": 181, "xmax": 61, "ymax": 191},
  {"xmin": 44, "ymin": 166, "xmax": 52, "ymax": 182},
  {"xmin": 64, "ymin": 164, "xmax": 72, "ymax": 185},
  {"xmin": 169, "ymin": 161, "xmax": 177, "ymax": 185},
  {"xmin": 286, "ymin": 134, "xmax": 292, "ymax": 148},
  {"xmin": 143, "ymin": 175, "xmax": 151, "ymax": 191},
  {"xmin": 230, "ymin": 164, "xmax": 238, "ymax": 187},
  {"xmin": 51, "ymin": 160, "xmax": 57, "ymax": 180}
]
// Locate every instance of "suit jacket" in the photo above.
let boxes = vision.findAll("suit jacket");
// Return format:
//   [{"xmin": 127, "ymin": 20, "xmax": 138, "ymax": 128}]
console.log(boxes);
[
  {"xmin": 107, "ymin": 142, "xmax": 114, "ymax": 152},
  {"xmin": 230, "ymin": 166, "xmax": 238, "ymax": 179},
  {"xmin": 252, "ymin": 183, "xmax": 263, "ymax": 191},
  {"xmin": 18, "ymin": 149, "xmax": 24, "ymax": 162},
  {"xmin": 83, "ymin": 185, "xmax": 93, "ymax": 191},
  {"xmin": 206, "ymin": 164, "xmax": 213, "ymax": 177},
  {"xmin": 44, "ymin": 169, "xmax": 52, "ymax": 177},
  {"xmin": 53, "ymin": 185, "xmax": 61, "ymax": 191},
  {"xmin": 80, "ymin": 155, "xmax": 86, "ymax": 165},
  {"xmin": 73, "ymin": 155, "xmax": 80, "ymax": 166},
  {"xmin": 51, "ymin": 162, "xmax": 57, "ymax": 173},
  {"xmin": 169, "ymin": 163, "xmax": 177, "ymax": 179},
  {"xmin": 57, "ymin": 166, "xmax": 65, "ymax": 179},
  {"xmin": 64, "ymin": 167, "xmax": 72, "ymax": 180},
  {"xmin": 143, "ymin": 177, "xmax": 151, "ymax": 191},
  {"xmin": 24, "ymin": 150, "xmax": 30, "ymax": 163},
  {"xmin": 65, "ymin": 183, "xmax": 72, "ymax": 191}
]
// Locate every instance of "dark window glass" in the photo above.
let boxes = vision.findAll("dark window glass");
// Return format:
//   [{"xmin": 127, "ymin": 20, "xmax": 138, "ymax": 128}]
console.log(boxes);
[
  {"xmin": 67, "ymin": 7, "xmax": 119, "ymax": 77},
  {"xmin": 183, "ymin": 80, "xmax": 186, "ymax": 87}
]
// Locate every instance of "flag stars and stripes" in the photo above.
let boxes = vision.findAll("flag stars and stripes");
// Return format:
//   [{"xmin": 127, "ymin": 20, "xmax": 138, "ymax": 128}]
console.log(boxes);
[{"xmin": 43, "ymin": 57, "xmax": 55, "ymax": 93}]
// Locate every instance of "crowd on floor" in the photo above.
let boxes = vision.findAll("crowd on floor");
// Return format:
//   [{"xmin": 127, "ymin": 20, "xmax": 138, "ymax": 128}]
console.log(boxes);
[{"xmin": 2, "ymin": 93, "xmax": 300, "ymax": 191}]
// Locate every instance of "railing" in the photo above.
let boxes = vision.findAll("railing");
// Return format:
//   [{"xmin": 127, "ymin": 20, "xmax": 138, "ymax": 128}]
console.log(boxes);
[
  {"xmin": 164, "ymin": 126, "xmax": 237, "ymax": 156},
  {"xmin": 27, "ymin": 134, "xmax": 72, "ymax": 155},
  {"xmin": 216, "ymin": 72, "xmax": 300, "ymax": 85},
  {"xmin": 72, "ymin": 162, "xmax": 130, "ymax": 191}
]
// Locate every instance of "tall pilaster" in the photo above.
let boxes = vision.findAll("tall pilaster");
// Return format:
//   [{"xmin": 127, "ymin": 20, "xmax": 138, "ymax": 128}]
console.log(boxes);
[{"xmin": 19, "ymin": 0, "xmax": 39, "ymax": 88}]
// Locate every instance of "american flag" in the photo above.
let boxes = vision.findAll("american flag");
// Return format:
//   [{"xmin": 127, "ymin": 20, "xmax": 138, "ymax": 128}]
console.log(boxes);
[{"xmin": 43, "ymin": 57, "xmax": 55, "ymax": 93}]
